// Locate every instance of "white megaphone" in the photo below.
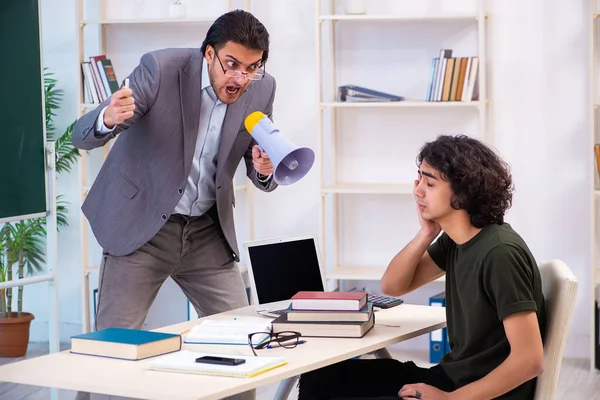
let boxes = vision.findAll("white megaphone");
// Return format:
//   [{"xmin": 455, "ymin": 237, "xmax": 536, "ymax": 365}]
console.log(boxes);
[{"xmin": 244, "ymin": 111, "xmax": 315, "ymax": 186}]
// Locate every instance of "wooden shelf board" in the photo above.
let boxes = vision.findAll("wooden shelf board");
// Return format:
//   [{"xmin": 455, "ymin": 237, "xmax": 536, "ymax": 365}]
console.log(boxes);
[
  {"xmin": 326, "ymin": 267, "xmax": 386, "ymax": 280},
  {"xmin": 80, "ymin": 18, "xmax": 215, "ymax": 25},
  {"xmin": 325, "ymin": 266, "xmax": 445, "ymax": 283},
  {"xmin": 323, "ymin": 183, "xmax": 414, "ymax": 194},
  {"xmin": 319, "ymin": 14, "xmax": 482, "ymax": 21},
  {"xmin": 321, "ymin": 101, "xmax": 482, "ymax": 108}
]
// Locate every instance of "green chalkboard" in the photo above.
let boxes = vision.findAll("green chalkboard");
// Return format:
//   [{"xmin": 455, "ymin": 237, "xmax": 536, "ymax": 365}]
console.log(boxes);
[{"xmin": 0, "ymin": 0, "xmax": 47, "ymax": 222}]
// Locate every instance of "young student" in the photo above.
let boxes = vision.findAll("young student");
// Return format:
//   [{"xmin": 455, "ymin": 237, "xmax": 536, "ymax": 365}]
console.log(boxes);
[{"xmin": 298, "ymin": 134, "xmax": 547, "ymax": 400}]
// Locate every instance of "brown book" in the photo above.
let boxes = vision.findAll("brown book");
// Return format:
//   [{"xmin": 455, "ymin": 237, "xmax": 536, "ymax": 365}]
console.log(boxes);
[
  {"xmin": 449, "ymin": 58, "xmax": 463, "ymax": 101},
  {"xmin": 441, "ymin": 58, "xmax": 455, "ymax": 101},
  {"xmin": 594, "ymin": 144, "xmax": 600, "ymax": 178}
]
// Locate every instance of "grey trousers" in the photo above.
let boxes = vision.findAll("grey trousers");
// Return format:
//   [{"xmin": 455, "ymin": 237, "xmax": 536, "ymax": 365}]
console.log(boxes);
[{"xmin": 77, "ymin": 209, "xmax": 253, "ymax": 400}]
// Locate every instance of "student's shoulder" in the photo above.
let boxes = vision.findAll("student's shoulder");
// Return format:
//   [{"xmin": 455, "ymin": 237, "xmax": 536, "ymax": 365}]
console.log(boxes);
[
  {"xmin": 486, "ymin": 223, "xmax": 530, "ymax": 249},
  {"xmin": 484, "ymin": 223, "xmax": 537, "ymax": 266}
]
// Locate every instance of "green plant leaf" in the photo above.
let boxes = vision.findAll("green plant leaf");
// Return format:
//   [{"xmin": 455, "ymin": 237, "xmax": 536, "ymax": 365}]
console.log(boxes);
[
  {"xmin": 55, "ymin": 122, "xmax": 80, "ymax": 174},
  {"xmin": 56, "ymin": 195, "xmax": 69, "ymax": 228},
  {"xmin": 44, "ymin": 68, "xmax": 64, "ymax": 140}
]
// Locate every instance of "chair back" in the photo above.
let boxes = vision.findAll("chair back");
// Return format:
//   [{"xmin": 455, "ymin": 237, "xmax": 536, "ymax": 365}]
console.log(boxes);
[{"xmin": 534, "ymin": 259, "xmax": 578, "ymax": 400}]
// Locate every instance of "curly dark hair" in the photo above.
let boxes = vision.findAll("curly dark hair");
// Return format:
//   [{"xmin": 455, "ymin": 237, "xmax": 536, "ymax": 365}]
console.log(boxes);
[
  {"xmin": 416, "ymin": 134, "xmax": 514, "ymax": 228},
  {"xmin": 201, "ymin": 9, "xmax": 270, "ymax": 65}
]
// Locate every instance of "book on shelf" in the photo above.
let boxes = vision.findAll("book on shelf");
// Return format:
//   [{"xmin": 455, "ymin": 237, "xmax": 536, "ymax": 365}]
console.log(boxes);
[
  {"xmin": 70, "ymin": 327, "xmax": 182, "ymax": 361},
  {"xmin": 594, "ymin": 144, "xmax": 600, "ymax": 180},
  {"xmin": 81, "ymin": 54, "xmax": 120, "ymax": 104},
  {"xmin": 271, "ymin": 309, "xmax": 375, "ymax": 338},
  {"xmin": 80, "ymin": 62, "xmax": 98, "ymax": 104},
  {"xmin": 89, "ymin": 54, "xmax": 107, "ymax": 101},
  {"xmin": 290, "ymin": 291, "xmax": 368, "ymax": 311},
  {"xmin": 427, "ymin": 49, "xmax": 479, "ymax": 102},
  {"xmin": 147, "ymin": 350, "xmax": 287, "ymax": 378}
]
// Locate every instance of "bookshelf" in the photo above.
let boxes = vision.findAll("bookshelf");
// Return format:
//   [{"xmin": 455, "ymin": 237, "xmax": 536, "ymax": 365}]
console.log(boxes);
[
  {"xmin": 590, "ymin": 2, "xmax": 600, "ymax": 373},
  {"xmin": 75, "ymin": 0, "xmax": 253, "ymax": 332},
  {"xmin": 315, "ymin": 0, "xmax": 488, "ymax": 290}
]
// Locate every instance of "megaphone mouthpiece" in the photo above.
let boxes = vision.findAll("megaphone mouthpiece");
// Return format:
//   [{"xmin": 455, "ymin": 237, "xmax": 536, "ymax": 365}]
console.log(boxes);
[{"xmin": 244, "ymin": 111, "xmax": 266, "ymax": 134}]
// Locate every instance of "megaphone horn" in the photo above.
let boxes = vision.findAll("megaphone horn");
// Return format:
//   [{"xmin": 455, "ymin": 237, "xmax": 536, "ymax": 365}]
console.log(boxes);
[{"xmin": 244, "ymin": 111, "xmax": 315, "ymax": 186}]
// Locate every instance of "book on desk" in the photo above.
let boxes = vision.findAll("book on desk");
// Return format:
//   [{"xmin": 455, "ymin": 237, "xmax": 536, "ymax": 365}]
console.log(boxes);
[
  {"xmin": 147, "ymin": 350, "xmax": 287, "ymax": 378},
  {"xmin": 290, "ymin": 291, "xmax": 368, "ymax": 311},
  {"xmin": 183, "ymin": 316, "xmax": 272, "ymax": 346},
  {"xmin": 70, "ymin": 328, "xmax": 182, "ymax": 361},
  {"xmin": 272, "ymin": 291, "xmax": 375, "ymax": 338}
]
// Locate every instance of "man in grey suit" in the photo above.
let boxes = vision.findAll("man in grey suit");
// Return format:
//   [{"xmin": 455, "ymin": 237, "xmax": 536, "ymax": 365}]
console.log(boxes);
[{"xmin": 72, "ymin": 10, "xmax": 277, "ymax": 338}]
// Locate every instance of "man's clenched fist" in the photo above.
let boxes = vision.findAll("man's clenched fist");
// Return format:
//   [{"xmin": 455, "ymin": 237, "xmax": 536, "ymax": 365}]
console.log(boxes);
[{"xmin": 104, "ymin": 87, "xmax": 135, "ymax": 128}]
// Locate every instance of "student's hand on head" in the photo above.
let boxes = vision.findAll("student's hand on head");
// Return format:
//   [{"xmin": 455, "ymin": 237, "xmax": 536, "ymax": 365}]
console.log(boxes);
[
  {"xmin": 252, "ymin": 145, "xmax": 274, "ymax": 176},
  {"xmin": 104, "ymin": 87, "xmax": 135, "ymax": 128},
  {"xmin": 414, "ymin": 179, "xmax": 441, "ymax": 238},
  {"xmin": 399, "ymin": 383, "xmax": 453, "ymax": 400}
]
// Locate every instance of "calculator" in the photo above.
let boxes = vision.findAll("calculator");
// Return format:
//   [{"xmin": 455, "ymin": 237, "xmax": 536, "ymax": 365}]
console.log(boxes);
[{"xmin": 368, "ymin": 294, "xmax": 404, "ymax": 309}]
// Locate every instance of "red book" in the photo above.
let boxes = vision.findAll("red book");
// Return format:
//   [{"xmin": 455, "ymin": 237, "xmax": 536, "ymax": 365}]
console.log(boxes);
[{"xmin": 291, "ymin": 291, "xmax": 367, "ymax": 311}]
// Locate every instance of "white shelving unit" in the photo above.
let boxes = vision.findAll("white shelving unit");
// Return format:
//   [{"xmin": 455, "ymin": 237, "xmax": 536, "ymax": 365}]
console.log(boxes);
[
  {"xmin": 315, "ymin": 0, "xmax": 489, "ymax": 290},
  {"xmin": 590, "ymin": 2, "xmax": 600, "ymax": 373},
  {"xmin": 75, "ymin": 0, "xmax": 253, "ymax": 332}
]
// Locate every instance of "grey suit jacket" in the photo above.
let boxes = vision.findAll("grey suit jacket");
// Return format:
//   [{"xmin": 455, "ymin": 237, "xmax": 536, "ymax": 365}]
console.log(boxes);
[{"xmin": 72, "ymin": 48, "xmax": 278, "ymax": 260}]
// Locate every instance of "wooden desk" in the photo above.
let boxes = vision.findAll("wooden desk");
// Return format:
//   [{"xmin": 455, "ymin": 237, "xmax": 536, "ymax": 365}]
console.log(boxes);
[{"xmin": 0, "ymin": 303, "xmax": 445, "ymax": 400}]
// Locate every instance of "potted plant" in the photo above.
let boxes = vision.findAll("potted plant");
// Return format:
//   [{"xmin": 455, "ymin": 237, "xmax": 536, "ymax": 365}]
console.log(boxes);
[{"xmin": 0, "ymin": 69, "xmax": 79, "ymax": 357}]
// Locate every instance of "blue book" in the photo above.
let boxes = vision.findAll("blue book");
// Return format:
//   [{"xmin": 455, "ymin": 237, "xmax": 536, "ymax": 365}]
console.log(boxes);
[{"xmin": 70, "ymin": 328, "xmax": 182, "ymax": 361}]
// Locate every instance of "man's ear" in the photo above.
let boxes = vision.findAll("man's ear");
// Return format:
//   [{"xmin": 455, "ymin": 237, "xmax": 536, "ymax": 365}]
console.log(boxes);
[{"xmin": 205, "ymin": 45, "xmax": 214, "ymax": 63}]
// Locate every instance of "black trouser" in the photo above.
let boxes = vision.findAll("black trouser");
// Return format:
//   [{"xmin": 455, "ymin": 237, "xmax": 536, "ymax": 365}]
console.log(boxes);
[{"xmin": 298, "ymin": 359, "xmax": 455, "ymax": 400}]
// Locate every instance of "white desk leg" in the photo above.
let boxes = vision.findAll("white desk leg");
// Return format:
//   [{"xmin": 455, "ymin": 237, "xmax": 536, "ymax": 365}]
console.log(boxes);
[
  {"xmin": 373, "ymin": 348, "xmax": 392, "ymax": 359},
  {"xmin": 274, "ymin": 376, "xmax": 298, "ymax": 400}
]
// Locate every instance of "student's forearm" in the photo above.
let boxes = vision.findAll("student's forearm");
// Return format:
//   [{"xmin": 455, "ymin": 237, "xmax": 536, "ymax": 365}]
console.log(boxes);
[
  {"xmin": 450, "ymin": 353, "xmax": 543, "ymax": 400},
  {"xmin": 380, "ymin": 231, "xmax": 436, "ymax": 295}
]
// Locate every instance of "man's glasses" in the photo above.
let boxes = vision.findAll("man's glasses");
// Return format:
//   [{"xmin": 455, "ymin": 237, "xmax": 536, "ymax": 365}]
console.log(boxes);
[
  {"xmin": 247, "ymin": 331, "xmax": 302, "ymax": 356},
  {"xmin": 215, "ymin": 52, "xmax": 265, "ymax": 81}
]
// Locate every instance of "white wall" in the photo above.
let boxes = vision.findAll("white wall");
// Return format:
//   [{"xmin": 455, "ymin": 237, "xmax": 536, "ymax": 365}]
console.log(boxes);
[{"xmin": 29, "ymin": 0, "xmax": 591, "ymax": 359}]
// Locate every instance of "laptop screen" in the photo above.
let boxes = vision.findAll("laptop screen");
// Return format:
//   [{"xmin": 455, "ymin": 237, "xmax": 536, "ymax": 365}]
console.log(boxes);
[{"xmin": 247, "ymin": 238, "xmax": 325, "ymax": 304}]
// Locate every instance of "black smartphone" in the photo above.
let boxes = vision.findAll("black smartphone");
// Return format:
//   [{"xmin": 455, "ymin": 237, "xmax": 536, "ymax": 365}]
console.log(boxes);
[{"xmin": 195, "ymin": 356, "xmax": 246, "ymax": 366}]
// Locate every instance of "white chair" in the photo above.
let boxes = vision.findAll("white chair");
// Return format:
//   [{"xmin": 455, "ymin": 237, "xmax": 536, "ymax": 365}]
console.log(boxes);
[{"xmin": 534, "ymin": 259, "xmax": 578, "ymax": 400}]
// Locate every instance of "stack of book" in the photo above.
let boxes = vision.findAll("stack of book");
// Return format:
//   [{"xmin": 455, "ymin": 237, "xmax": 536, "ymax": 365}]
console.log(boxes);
[
  {"xmin": 271, "ymin": 291, "xmax": 375, "ymax": 338},
  {"xmin": 426, "ymin": 49, "xmax": 479, "ymax": 102},
  {"xmin": 81, "ymin": 54, "xmax": 120, "ymax": 104}
]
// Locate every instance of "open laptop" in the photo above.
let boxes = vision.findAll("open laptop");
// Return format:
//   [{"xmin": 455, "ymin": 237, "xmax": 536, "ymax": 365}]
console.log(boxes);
[{"xmin": 243, "ymin": 234, "xmax": 326, "ymax": 317}]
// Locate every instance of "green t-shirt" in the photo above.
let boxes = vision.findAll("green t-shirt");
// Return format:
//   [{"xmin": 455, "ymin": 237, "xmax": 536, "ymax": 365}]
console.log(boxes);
[{"xmin": 428, "ymin": 223, "xmax": 546, "ymax": 399}]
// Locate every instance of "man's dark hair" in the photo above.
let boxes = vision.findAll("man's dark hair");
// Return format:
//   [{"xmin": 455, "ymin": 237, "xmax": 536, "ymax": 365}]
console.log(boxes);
[
  {"xmin": 416, "ymin": 134, "xmax": 514, "ymax": 228},
  {"xmin": 201, "ymin": 9, "xmax": 270, "ymax": 65}
]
